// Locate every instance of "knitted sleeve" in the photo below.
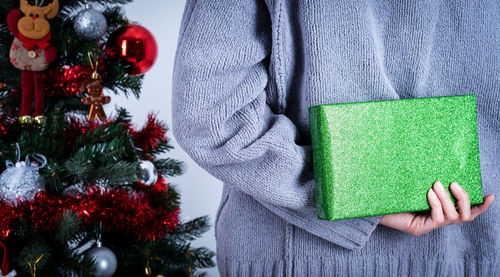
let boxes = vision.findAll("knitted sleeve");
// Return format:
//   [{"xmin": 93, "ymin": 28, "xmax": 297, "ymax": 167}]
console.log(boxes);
[{"xmin": 172, "ymin": 0, "xmax": 381, "ymax": 250}]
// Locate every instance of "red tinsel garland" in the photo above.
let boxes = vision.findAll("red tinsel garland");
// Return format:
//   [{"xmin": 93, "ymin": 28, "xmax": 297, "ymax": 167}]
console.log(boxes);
[
  {"xmin": 42, "ymin": 65, "xmax": 95, "ymax": 96},
  {"xmin": 129, "ymin": 113, "xmax": 169, "ymax": 157},
  {"xmin": 0, "ymin": 176, "xmax": 179, "ymax": 241}
]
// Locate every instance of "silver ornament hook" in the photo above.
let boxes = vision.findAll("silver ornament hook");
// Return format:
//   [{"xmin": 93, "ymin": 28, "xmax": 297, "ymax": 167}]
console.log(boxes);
[
  {"xmin": 26, "ymin": 153, "xmax": 48, "ymax": 169},
  {"xmin": 4, "ymin": 143, "xmax": 47, "ymax": 169},
  {"xmin": 95, "ymin": 221, "xmax": 103, "ymax": 247}
]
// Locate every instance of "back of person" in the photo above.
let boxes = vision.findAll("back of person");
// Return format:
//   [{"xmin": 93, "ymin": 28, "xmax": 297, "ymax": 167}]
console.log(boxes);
[{"xmin": 172, "ymin": 0, "xmax": 500, "ymax": 275}]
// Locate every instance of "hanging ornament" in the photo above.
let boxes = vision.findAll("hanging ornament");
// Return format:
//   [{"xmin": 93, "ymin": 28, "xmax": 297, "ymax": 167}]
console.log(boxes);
[
  {"xmin": 7, "ymin": 0, "xmax": 59, "ymax": 128},
  {"xmin": 26, "ymin": 254, "xmax": 43, "ymax": 277},
  {"xmin": 81, "ymin": 81, "xmax": 110, "ymax": 122},
  {"xmin": 86, "ymin": 241, "xmax": 117, "ymax": 277},
  {"xmin": 73, "ymin": 4, "xmax": 107, "ymax": 41},
  {"xmin": 145, "ymin": 257, "xmax": 165, "ymax": 277},
  {"xmin": 140, "ymin": 160, "xmax": 158, "ymax": 186},
  {"xmin": 81, "ymin": 80, "xmax": 110, "ymax": 122},
  {"xmin": 81, "ymin": 53, "xmax": 110, "ymax": 122},
  {"xmin": 0, "ymin": 144, "xmax": 46, "ymax": 206},
  {"xmin": 105, "ymin": 23, "xmax": 158, "ymax": 75}
]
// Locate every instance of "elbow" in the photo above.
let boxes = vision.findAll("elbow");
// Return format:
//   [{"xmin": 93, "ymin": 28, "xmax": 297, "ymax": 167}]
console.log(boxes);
[{"xmin": 170, "ymin": 90, "xmax": 218, "ymax": 167}]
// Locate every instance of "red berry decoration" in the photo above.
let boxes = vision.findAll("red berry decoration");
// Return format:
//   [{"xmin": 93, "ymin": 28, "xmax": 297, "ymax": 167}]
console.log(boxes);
[{"xmin": 106, "ymin": 24, "xmax": 158, "ymax": 76}]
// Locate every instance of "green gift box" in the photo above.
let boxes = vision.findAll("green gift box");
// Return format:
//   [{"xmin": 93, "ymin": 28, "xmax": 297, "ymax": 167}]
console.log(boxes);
[{"xmin": 308, "ymin": 95, "xmax": 483, "ymax": 220}]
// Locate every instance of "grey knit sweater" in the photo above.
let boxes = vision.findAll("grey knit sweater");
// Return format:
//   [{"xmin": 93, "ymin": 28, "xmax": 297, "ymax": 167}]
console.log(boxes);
[{"xmin": 172, "ymin": 0, "xmax": 500, "ymax": 276}]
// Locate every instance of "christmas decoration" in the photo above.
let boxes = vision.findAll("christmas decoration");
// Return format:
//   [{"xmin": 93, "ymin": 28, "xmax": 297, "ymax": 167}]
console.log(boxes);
[
  {"xmin": 140, "ymin": 160, "xmax": 158, "ymax": 186},
  {"xmin": 0, "ymin": 270, "xmax": 16, "ymax": 277},
  {"xmin": 130, "ymin": 113, "xmax": 169, "ymax": 161},
  {"xmin": 145, "ymin": 257, "xmax": 165, "ymax": 277},
  {"xmin": 80, "ymin": 54, "xmax": 110, "ymax": 122},
  {"xmin": 86, "ymin": 239, "xmax": 117, "ymax": 277},
  {"xmin": 81, "ymin": 80, "xmax": 110, "ymax": 122},
  {"xmin": 73, "ymin": 5, "xmax": 107, "ymax": 40},
  {"xmin": 0, "ymin": 242, "xmax": 15, "ymax": 277},
  {"xmin": 7, "ymin": 0, "xmax": 59, "ymax": 128},
  {"xmin": 26, "ymin": 254, "xmax": 42, "ymax": 277},
  {"xmin": 309, "ymin": 94, "xmax": 483, "ymax": 220},
  {"xmin": 0, "ymin": 145, "xmax": 46, "ymax": 206},
  {"xmin": 0, "ymin": 183, "xmax": 180, "ymax": 241},
  {"xmin": 42, "ymin": 64, "xmax": 94, "ymax": 96},
  {"xmin": 106, "ymin": 24, "xmax": 158, "ymax": 75},
  {"xmin": 0, "ymin": 1, "xmax": 215, "ymax": 276}
]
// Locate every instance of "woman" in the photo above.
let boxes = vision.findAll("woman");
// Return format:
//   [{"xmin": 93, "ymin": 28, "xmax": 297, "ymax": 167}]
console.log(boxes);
[{"xmin": 172, "ymin": 0, "xmax": 498, "ymax": 275}]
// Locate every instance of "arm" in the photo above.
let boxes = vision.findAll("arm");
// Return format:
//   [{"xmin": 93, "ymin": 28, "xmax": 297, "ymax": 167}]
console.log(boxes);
[
  {"xmin": 172, "ymin": 0, "xmax": 381, "ymax": 249},
  {"xmin": 7, "ymin": 10, "xmax": 21, "ymax": 38},
  {"xmin": 81, "ymin": 97, "xmax": 91, "ymax": 105}
]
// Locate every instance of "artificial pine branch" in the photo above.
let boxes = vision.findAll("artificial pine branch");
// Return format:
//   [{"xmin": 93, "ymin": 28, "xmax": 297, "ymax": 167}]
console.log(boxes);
[
  {"xmin": 169, "ymin": 217, "xmax": 211, "ymax": 242},
  {"xmin": 55, "ymin": 210, "xmax": 82, "ymax": 243},
  {"xmin": 93, "ymin": 160, "xmax": 141, "ymax": 186},
  {"xmin": 154, "ymin": 158, "xmax": 186, "ymax": 177}
]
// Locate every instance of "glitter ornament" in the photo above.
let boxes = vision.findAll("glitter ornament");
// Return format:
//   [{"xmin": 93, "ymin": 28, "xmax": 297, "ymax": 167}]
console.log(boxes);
[
  {"xmin": 140, "ymin": 160, "xmax": 158, "ymax": 186},
  {"xmin": 105, "ymin": 24, "xmax": 158, "ymax": 75},
  {"xmin": 73, "ymin": 6, "xmax": 107, "ymax": 40},
  {"xmin": 0, "ymin": 145, "xmax": 46, "ymax": 206},
  {"xmin": 86, "ymin": 240, "xmax": 117, "ymax": 277}
]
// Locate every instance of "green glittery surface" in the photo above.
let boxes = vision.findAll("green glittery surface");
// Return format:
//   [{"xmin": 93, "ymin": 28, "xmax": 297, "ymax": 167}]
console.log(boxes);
[{"xmin": 308, "ymin": 95, "xmax": 483, "ymax": 220}]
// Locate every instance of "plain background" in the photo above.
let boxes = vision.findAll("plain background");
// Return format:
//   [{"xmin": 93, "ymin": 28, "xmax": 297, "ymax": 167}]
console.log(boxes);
[{"xmin": 108, "ymin": 1, "xmax": 223, "ymax": 276}]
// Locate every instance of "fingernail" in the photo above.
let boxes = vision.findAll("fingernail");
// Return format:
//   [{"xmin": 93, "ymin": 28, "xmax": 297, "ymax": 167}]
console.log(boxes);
[
  {"xmin": 429, "ymin": 189, "xmax": 438, "ymax": 199},
  {"xmin": 435, "ymin": 181, "xmax": 445, "ymax": 192},
  {"xmin": 451, "ymin": 182, "xmax": 463, "ymax": 191}
]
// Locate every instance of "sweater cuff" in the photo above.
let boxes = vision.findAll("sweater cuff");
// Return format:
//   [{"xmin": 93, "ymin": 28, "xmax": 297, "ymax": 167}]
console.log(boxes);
[{"xmin": 258, "ymin": 199, "xmax": 382, "ymax": 250}]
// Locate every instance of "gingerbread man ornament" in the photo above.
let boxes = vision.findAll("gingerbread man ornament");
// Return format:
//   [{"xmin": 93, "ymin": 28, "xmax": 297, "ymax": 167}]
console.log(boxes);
[{"xmin": 81, "ymin": 80, "xmax": 110, "ymax": 122}]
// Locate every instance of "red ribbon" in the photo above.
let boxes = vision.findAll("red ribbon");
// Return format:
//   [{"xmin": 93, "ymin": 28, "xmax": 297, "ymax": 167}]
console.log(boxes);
[{"xmin": 18, "ymin": 32, "xmax": 52, "ymax": 50}]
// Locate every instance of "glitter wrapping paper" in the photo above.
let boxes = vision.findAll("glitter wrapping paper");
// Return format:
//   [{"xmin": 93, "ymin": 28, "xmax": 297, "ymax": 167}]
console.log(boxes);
[{"xmin": 308, "ymin": 95, "xmax": 483, "ymax": 220}]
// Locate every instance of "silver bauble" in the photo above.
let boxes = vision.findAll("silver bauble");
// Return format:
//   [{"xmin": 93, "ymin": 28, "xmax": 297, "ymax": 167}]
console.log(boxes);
[
  {"xmin": 0, "ymin": 161, "xmax": 44, "ymax": 206},
  {"xmin": 74, "ymin": 7, "xmax": 107, "ymax": 40},
  {"xmin": 140, "ymin": 160, "xmax": 158, "ymax": 186},
  {"xmin": 87, "ymin": 241, "xmax": 117, "ymax": 277}
]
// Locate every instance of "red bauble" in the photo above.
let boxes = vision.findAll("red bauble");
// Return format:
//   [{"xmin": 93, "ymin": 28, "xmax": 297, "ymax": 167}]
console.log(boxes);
[{"xmin": 106, "ymin": 24, "xmax": 158, "ymax": 75}]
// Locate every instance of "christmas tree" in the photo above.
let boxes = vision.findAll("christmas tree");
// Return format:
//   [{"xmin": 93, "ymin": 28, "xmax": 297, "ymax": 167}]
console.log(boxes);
[{"xmin": 0, "ymin": 0, "xmax": 215, "ymax": 276}]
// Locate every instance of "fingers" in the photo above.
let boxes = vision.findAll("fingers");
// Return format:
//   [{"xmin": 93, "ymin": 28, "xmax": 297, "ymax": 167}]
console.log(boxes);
[
  {"xmin": 427, "ymin": 188, "xmax": 444, "ymax": 225},
  {"xmin": 385, "ymin": 182, "xmax": 494, "ymax": 237},
  {"xmin": 449, "ymin": 182, "xmax": 471, "ymax": 222},
  {"xmin": 433, "ymin": 181, "xmax": 459, "ymax": 222},
  {"xmin": 471, "ymin": 194, "xmax": 495, "ymax": 220}
]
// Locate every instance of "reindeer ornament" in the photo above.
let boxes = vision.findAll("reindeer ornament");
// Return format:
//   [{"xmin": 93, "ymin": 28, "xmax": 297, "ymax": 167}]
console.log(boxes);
[{"xmin": 7, "ymin": 0, "xmax": 59, "ymax": 128}]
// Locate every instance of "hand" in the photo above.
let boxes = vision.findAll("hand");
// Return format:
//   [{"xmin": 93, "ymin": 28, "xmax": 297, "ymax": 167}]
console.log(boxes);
[{"xmin": 379, "ymin": 181, "xmax": 495, "ymax": 236}]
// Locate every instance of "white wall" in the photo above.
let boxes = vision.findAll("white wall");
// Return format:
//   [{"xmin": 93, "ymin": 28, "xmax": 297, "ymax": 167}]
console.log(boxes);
[{"xmin": 111, "ymin": 1, "xmax": 222, "ymax": 276}]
